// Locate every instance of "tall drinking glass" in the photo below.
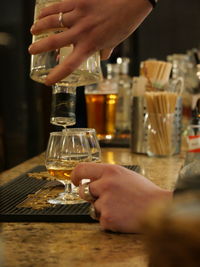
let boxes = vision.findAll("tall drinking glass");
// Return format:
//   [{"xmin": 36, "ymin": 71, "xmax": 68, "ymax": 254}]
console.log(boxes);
[
  {"xmin": 85, "ymin": 84, "xmax": 118, "ymax": 140},
  {"xmin": 45, "ymin": 131, "xmax": 92, "ymax": 204}
]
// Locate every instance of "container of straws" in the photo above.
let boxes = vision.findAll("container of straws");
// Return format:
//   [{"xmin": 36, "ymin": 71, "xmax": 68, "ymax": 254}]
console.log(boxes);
[
  {"xmin": 131, "ymin": 59, "xmax": 183, "ymax": 156},
  {"xmin": 145, "ymin": 91, "xmax": 182, "ymax": 157}
]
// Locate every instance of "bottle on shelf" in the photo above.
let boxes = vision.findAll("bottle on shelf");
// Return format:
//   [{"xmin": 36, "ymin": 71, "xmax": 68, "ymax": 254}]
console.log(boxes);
[{"xmin": 115, "ymin": 57, "xmax": 132, "ymax": 138}]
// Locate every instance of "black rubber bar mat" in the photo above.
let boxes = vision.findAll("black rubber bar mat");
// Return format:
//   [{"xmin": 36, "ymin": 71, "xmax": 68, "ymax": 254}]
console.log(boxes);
[{"xmin": 0, "ymin": 165, "xmax": 140, "ymax": 222}]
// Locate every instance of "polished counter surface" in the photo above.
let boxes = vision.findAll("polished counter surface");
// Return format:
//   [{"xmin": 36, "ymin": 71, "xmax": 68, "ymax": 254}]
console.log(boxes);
[{"xmin": 0, "ymin": 148, "xmax": 185, "ymax": 267}]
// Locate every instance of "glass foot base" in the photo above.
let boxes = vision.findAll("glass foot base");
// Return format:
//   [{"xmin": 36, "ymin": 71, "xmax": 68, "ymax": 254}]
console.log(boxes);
[{"xmin": 48, "ymin": 192, "xmax": 86, "ymax": 205}]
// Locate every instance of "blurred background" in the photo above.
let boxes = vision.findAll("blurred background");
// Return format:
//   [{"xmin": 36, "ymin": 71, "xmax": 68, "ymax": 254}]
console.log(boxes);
[{"xmin": 0, "ymin": 0, "xmax": 200, "ymax": 171}]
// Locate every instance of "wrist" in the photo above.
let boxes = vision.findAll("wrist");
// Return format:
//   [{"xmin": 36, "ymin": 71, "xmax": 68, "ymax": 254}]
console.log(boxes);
[
  {"xmin": 133, "ymin": 188, "xmax": 172, "ymax": 233},
  {"xmin": 157, "ymin": 188, "xmax": 173, "ymax": 203},
  {"xmin": 148, "ymin": 188, "xmax": 173, "ymax": 210}
]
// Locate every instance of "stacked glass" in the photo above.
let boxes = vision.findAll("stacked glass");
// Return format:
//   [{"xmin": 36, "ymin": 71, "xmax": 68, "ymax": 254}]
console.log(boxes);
[{"xmin": 30, "ymin": 1, "xmax": 102, "ymax": 205}]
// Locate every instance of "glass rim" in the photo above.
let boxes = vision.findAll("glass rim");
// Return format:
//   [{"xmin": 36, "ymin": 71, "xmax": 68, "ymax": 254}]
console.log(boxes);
[
  {"xmin": 62, "ymin": 128, "xmax": 96, "ymax": 133},
  {"xmin": 49, "ymin": 131, "xmax": 88, "ymax": 136}
]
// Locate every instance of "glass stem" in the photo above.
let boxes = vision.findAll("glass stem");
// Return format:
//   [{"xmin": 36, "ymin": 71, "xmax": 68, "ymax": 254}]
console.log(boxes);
[
  {"xmin": 65, "ymin": 182, "xmax": 72, "ymax": 194},
  {"xmin": 58, "ymin": 180, "xmax": 73, "ymax": 194}
]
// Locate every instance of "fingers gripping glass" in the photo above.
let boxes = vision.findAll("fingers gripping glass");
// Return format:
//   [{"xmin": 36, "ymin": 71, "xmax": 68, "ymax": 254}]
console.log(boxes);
[{"xmin": 45, "ymin": 131, "xmax": 92, "ymax": 205}]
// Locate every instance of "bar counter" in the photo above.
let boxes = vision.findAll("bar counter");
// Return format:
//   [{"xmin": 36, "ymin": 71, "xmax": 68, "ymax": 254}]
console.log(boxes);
[{"xmin": 1, "ymin": 148, "xmax": 185, "ymax": 267}]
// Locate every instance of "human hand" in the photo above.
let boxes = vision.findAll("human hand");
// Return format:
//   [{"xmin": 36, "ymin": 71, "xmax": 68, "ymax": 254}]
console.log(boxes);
[
  {"xmin": 71, "ymin": 163, "xmax": 172, "ymax": 233},
  {"xmin": 28, "ymin": 0, "xmax": 152, "ymax": 85}
]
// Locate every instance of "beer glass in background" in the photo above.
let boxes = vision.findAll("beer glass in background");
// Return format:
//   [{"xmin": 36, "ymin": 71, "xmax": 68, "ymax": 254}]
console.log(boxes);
[
  {"xmin": 30, "ymin": 0, "xmax": 102, "ymax": 86},
  {"xmin": 85, "ymin": 83, "xmax": 118, "ymax": 140},
  {"xmin": 85, "ymin": 64, "xmax": 119, "ymax": 140}
]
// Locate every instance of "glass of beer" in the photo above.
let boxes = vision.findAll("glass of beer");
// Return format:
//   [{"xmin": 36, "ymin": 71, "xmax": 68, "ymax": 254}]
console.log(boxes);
[
  {"xmin": 45, "ymin": 131, "xmax": 92, "ymax": 204},
  {"xmin": 30, "ymin": 0, "xmax": 102, "ymax": 86},
  {"xmin": 85, "ymin": 84, "xmax": 118, "ymax": 140}
]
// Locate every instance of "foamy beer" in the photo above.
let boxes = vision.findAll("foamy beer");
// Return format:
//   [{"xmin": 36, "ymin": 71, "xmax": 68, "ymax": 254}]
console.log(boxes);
[{"xmin": 85, "ymin": 83, "xmax": 118, "ymax": 140}]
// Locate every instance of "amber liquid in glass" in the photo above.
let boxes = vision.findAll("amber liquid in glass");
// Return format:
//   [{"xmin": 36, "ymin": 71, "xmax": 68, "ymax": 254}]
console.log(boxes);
[
  {"xmin": 48, "ymin": 168, "xmax": 73, "ymax": 181},
  {"xmin": 85, "ymin": 93, "xmax": 118, "ymax": 139}
]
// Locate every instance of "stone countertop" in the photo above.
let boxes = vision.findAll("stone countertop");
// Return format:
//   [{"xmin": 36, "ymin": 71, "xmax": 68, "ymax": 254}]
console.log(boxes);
[{"xmin": 0, "ymin": 148, "xmax": 185, "ymax": 267}]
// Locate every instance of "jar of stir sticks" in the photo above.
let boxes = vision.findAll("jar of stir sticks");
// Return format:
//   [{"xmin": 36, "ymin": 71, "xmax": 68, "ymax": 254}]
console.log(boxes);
[{"xmin": 145, "ymin": 92, "xmax": 182, "ymax": 157}]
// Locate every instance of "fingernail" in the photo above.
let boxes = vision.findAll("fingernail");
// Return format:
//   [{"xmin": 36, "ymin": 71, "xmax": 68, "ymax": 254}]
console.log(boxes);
[
  {"xmin": 30, "ymin": 25, "xmax": 35, "ymax": 33},
  {"xmin": 28, "ymin": 44, "xmax": 33, "ymax": 52}
]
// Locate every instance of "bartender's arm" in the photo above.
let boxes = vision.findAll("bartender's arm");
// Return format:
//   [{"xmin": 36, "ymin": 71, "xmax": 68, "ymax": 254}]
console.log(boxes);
[{"xmin": 29, "ymin": 0, "xmax": 154, "ymax": 85}]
